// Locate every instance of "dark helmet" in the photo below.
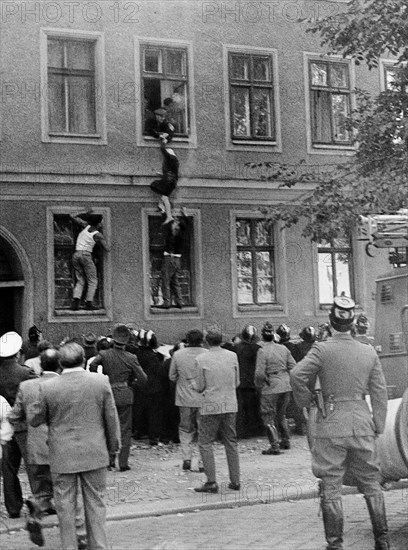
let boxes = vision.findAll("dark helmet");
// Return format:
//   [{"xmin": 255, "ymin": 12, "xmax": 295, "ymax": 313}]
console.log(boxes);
[
  {"xmin": 241, "ymin": 324, "xmax": 258, "ymax": 343},
  {"xmin": 329, "ymin": 296, "xmax": 355, "ymax": 333},
  {"xmin": 261, "ymin": 321, "xmax": 274, "ymax": 338},
  {"xmin": 299, "ymin": 326, "xmax": 317, "ymax": 344},
  {"xmin": 276, "ymin": 324, "xmax": 291, "ymax": 342}
]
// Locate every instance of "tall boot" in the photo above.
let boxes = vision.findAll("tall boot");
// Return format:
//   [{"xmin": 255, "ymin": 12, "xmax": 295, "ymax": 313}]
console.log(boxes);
[
  {"xmin": 262, "ymin": 424, "xmax": 281, "ymax": 455},
  {"xmin": 364, "ymin": 494, "xmax": 390, "ymax": 550},
  {"xmin": 280, "ymin": 417, "xmax": 291, "ymax": 450},
  {"xmin": 321, "ymin": 498, "xmax": 344, "ymax": 549}
]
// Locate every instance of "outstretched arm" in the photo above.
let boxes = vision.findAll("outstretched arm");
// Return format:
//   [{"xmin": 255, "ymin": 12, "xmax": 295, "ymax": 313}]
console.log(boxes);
[
  {"xmin": 70, "ymin": 215, "xmax": 88, "ymax": 228},
  {"xmin": 94, "ymin": 232, "xmax": 110, "ymax": 252}
]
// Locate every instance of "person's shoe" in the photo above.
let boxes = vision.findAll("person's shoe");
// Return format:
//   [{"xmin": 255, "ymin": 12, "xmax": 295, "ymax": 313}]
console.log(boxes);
[
  {"xmin": 228, "ymin": 482, "xmax": 241, "ymax": 491},
  {"xmin": 280, "ymin": 440, "xmax": 291, "ymax": 450},
  {"xmin": 77, "ymin": 535, "xmax": 88, "ymax": 550},
  {"xmin": 25, "ymin": 499, "xmax": 44, "ymax": 547},
  {"xmin": 71, "ymin": 298, "xmax": 80, "ymax": 311},
  {"xmin": 174, "ymin": 303, "xmax": 183, "ymax": 309},
  {"xmin": 262, "ymin": 447, "xmax": 281, "ymax": 455},
  {"xmin": 85, "ymin": 301, "xmax": 97, "ymax": 310},
  {"xmin": 26, "ymin": 517, "xmax": 45, "ymax": 547},
  {"xmin": 9, "ymin": 513, "xmax": 20, "ymax": 519},
  {"xmin": 198, "ymin": 466, "xmax": 205, "ymax": 473},
  {"xmin": 194, "ymin": 482, "xmax": 219, "ymax": 494},
  {"xmin": 156, "ymin": 304, "xmax": 170, "ymax": 309},
  {"xmin": 150, "ymin": 439, "xmax": 159, "ymax": 446},
  {"xmin": 120, "ymin": 466, "xmax": 131, "ymax": 472},
  {"xmin": 182, "ymin": 460, "xmax": 192, "ymax": 471}
]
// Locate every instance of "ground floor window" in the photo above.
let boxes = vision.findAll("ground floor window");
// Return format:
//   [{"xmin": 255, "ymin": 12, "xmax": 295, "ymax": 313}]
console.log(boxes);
[
  {"xmin": 235, "ymin": 218, "xmax": 276, "ymax": 305},
  {"xmin": 148, "ymin": 214, "xmax": 195, "ymax": 308},
  {"xmin": 317, "ymin": 239, "xmax": 353, "ymax": 305},
  {"xmin": 53, "ymin": 214, "xmax": 104, "ymax": 310}
]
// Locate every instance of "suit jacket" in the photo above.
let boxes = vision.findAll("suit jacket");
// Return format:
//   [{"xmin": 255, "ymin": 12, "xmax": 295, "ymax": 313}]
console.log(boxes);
[
  {"xmin": 195, "ymin": 347, "xmax": 240, "ymax": 415},
  {"xmin": 169, "ymin": 347, "xmax": 208, "ymax": 407},
  {"xmin": 0, "ymin": 357, "xmax": 37, "ymax": 431},
  {"xmin": 290, "ymin": 332, "xmax": 388, "ymax": 438},
  {"xmin": 30, "ymin": 369, "xmax": 121, "ymax": 474},
  {"xmin": 7, "ymin": 372, "xmax": 58, "ymax": 464}
]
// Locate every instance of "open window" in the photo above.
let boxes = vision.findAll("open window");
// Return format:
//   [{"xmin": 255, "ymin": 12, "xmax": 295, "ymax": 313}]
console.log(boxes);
[
  {"xmin": 48, "ymin": 207, "xmax": 111, "ymax": 320},
  {"xmin": 148, "ymin": 215, "xmax": 194, "ymax": 308}
]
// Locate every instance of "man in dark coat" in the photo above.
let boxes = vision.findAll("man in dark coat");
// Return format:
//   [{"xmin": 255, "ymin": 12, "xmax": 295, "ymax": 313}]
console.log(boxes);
[
  {"xmin": 89, "ymin": 324, "xmax": 147, "ymax": 471},
  {"xmin": 134, "ymin": 330, "xmax": 168, "ymax": 445},
  {"xmin": 0, "ymin": 331, "xmax": 37, "ymax": 518},
  {"xmin": 235, "ymin": 324, "xmax": 262, "ymax": 439},
  {"xmin": 290, "ymin": 297, "xmax": 389, "ymax": 550}
]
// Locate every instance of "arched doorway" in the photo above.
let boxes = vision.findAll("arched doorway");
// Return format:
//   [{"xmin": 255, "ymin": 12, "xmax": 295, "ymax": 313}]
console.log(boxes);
[{"xmin": 0, "ymin": 227, "xmax": 33, "ymax": 337}]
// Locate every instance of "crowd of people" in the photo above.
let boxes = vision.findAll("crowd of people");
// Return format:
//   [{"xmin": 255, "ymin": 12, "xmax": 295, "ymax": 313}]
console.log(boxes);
[{"xmin": 0, "ymin": 307, "xmax": 383, "ymax": 550}]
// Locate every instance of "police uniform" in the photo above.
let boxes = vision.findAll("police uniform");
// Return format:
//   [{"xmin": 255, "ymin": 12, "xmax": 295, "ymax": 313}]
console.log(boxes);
[{"xmin": 290, "ymin": 297, "xmax": 389, "ymax": 550}]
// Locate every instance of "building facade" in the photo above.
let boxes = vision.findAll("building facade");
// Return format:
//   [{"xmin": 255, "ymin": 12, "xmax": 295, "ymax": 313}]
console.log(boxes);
[{"xmin": 0, "ymin": 0, "xmax": 396, "ymax": 344}]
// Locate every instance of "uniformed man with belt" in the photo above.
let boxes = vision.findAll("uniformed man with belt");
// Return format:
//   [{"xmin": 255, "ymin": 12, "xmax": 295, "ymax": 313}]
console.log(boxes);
[{"xmin": 290, "ymin": 296, "xmax": 389, "ymax": 550}]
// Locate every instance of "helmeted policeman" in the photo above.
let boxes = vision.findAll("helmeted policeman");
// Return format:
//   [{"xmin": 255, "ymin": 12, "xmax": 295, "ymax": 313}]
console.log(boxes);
[{"xmin": 290, "ymin": 296, "xmax": 389, "ymax": 550}]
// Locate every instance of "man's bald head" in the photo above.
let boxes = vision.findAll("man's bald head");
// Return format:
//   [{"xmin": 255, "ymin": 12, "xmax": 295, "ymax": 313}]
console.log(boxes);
[{"xmin": 40, "ymin": 348, "xmax": 61, "ymax": 373}]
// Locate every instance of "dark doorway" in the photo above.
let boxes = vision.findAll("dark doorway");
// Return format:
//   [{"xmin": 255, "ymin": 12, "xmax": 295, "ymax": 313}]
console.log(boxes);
[{"xmin": 0, "ymin": 288, "xmax": 15, "ymax": 334}]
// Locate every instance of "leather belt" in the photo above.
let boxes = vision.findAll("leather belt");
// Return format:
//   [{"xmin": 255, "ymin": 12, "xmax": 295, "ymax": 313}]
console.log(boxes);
[{"xmin": 326, "ymin": 394, "xmax": 366, "ymax": 402}]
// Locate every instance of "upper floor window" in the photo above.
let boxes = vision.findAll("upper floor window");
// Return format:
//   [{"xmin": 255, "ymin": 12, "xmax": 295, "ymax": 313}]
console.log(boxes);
[
  {"xmin": 141, "ymin": 45, "xmax": 190, "ymax": 137},
  {"xmin": 236, "ymin": 218, "xmax": 276, "ymax": 305},
  {"xmin": 48, "ymin": 38, "xmax": 96, "ymax": 135},
  {"xmin": 317, "ymin": 239, "xmax": 353, "ymax": 305},
  {"xmin": 228, "ymin": 52, "xmax": 275, "ymax": 141},
  {"xmin": 41, "ymin": 29, "xmax": 106, "ymax": 144},
  {"xmin": 309, "ymin": 60, "xmax": 351, "ymax": 145}
]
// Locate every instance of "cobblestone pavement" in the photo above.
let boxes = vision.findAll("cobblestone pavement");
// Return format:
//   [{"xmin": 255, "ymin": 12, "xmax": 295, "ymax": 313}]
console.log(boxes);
[
  {"xmin": 1, "ymin": 435, "xmax": 318, "ymax": 524},
  {"xmin": 1, "ymin": 435, "xmax": 407, "ymax": 549},
  {"xmin": 1, "ymin": 487, "xmax": 407, "ymax": 549}
]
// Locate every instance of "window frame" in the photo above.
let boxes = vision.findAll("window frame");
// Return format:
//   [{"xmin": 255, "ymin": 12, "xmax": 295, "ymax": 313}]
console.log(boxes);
[
  {"xmin": 40, "ymin": 28, "xmax": 107, "ymax": 145},
  {"xmin": 47, "ymin": 206, "xmax": 112, "ymax": 323},
  {"xmin": 230, "ymin": 211, "xmax": 286, "ymax": 318},
  {"xmin": 141, "ymin": 208, "xmax": 203, "ymax": 319},
  {"xmin": 135, "ymin": 37, "xmax": 197, "ymax": 149},
  {"xmin": 304, "ymin": 53, "xmax": 356, "ymax": 155},
  {"xmin": 379, "ymin": 59, "xmax": 406, "ymax": 92},
  {"xmin": 315, "ymin": 238, "xmax": 355, "ymax": 308},
  {"xmin": 224, "ymin": 45, "xmax": 281, "ymax": 152}
]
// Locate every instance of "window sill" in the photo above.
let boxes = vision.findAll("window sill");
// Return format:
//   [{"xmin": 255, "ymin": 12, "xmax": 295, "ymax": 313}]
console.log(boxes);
[
  {"xmin": 227, "ymin": 140, "xmax": 281, "ymax": 152},
  {"xmin": 235, "ymin": 303, "xmax": 285, "ymax": 317},
  {"xmin": 43, "ymin": 134, "xmax": 107, "ymax": 145},
  {"xmin": 139, "ymin": 136, "xmax": 196, "ymax": 149},
  {"xmin": 308, "ymin": 143, "xmax": 356, "ymax": 156},
  {"xmin": 150, "ymin": 305, "xmax": 199, "ymax": 316},
  {"xmin": 50, "ymin": 308, "xmax": 111, "ymax": 323}
]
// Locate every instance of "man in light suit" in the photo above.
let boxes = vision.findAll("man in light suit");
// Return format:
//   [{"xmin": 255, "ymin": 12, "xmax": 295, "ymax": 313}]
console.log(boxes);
[
  {"xmin": 290, "ymin": 297, "xmax": 389, "ymax": 550},
  {"xmin": 31, "ymin": 341, "xmax": 120, "ymax": 550},
  {"xmin": 8, "ymin": 348, "xmax": 87, "ymax": 548},
  {"xmin": 193, "ymin": 329, "xmax": 240, "ymax": 494}
]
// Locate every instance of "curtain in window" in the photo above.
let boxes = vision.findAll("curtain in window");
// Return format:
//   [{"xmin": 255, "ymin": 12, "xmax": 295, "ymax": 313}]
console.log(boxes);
[{"xmin": 311, "ymin": 90, "xmax": 332, "ymax": 143}]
